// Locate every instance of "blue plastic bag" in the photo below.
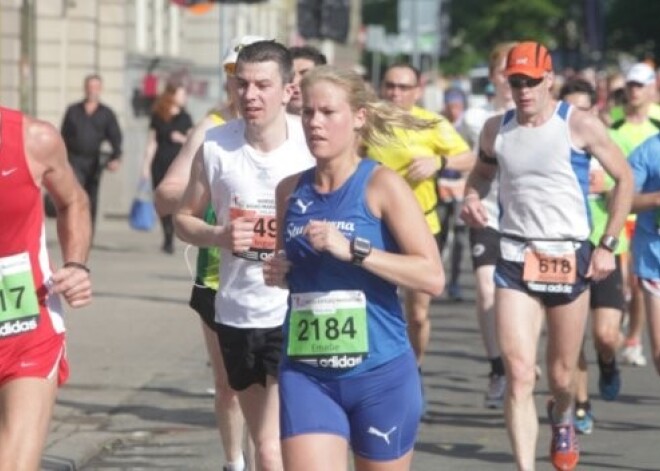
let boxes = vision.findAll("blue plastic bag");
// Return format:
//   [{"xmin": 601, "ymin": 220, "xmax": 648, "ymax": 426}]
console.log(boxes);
[{"xmin": 129, "ymin": 178, "xmax": 156, "ymax": 231}]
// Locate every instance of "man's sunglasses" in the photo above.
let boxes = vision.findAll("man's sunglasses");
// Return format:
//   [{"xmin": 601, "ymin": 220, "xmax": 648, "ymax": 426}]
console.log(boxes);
[
  {"xmin": 508, "ymin": 76, "xmax": 544, "ymax": 89},
  {"xmin": 383, "ymin": 81, "xmax": 417, "ymax": 91}
]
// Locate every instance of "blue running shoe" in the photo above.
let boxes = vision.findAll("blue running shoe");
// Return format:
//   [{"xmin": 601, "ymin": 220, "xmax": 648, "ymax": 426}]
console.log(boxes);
[
  {"xmin": 598, "ymin": 356, "xmax": 621, "ymax": 401},
  {"xmin": 573, "ymin": 407, "xmax": 594, "ymax": 435}
]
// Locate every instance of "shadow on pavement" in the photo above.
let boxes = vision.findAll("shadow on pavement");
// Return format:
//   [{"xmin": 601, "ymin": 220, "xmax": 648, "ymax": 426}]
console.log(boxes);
[
  {"xmin": 41, "ymin": 456, "xmax": 77, "ymax": 471},
  {"xmin": 422, "ymin": 409, "xmax": 504, "ymax": 429},
  {"xmin": 93, "ymin": 291, "xmax": 188, "ymax": 306},
  {"xmin": 57, "ymin": 383, "xmax": 217, "ymax": 429},
  {"xmin": 415, "ymin": 441, "xmax": 511, "ymax": 463}
]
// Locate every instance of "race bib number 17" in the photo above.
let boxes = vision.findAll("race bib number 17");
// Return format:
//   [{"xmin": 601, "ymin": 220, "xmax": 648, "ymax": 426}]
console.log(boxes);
[{"xmin": 0, "ymin": 252, "xmax": 39, "ymax": 338}]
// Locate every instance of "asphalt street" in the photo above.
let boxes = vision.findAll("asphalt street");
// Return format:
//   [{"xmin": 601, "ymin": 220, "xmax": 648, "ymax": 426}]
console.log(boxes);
[{"xmin": 41, "ymin": 218, "xmax": 660, "ymax": 470}]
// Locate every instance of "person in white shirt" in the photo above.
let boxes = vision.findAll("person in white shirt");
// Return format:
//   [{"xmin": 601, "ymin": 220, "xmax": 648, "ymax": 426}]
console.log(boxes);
[{"xmin": 174, "ymin": 40, "xmax": 313, "ymax": 471}]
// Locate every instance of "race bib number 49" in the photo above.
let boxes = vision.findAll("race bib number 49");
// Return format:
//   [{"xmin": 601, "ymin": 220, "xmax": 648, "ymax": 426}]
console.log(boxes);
[
  {"xmin": 229, "ymin": 205, "xmax": 276, "ymax": 262},
  {"xmin": 288, "ymin": 290, "xmax": 368, "ymax": 368},
  {"xmin": 0, "ymin": 252, "xmax": 39, "ymax": 338}
]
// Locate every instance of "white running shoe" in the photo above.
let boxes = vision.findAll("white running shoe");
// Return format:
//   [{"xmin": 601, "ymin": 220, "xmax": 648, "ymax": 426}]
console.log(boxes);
[
  {"xmin": 621, "ymin": 343, "xmax": 647, "ymax": 366},
  {"xmin": 485, "ymin": 373, "xmax": 506, "ymax": 409}
]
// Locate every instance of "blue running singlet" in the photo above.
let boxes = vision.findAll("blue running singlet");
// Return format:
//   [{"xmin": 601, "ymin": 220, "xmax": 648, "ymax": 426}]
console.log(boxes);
[{"xmin": 282, "ymin": 159, "xmax": 411, "ymax": 379}]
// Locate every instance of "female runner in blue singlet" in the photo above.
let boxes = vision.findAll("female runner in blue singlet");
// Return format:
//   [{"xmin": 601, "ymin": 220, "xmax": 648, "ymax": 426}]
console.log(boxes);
[{"xmin": 264, "ymin": 66, "xmax": 445, "ymax": 471}]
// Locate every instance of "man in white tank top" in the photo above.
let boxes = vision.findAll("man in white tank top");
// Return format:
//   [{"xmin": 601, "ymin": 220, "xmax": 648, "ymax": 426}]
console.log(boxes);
[
  {"xmin": 174, "ymin": 41, "xmax": 313, "ymax": 471},
  {"xmin": 462, "ymin": 41, "xmax": 633, "ymax": 471}
]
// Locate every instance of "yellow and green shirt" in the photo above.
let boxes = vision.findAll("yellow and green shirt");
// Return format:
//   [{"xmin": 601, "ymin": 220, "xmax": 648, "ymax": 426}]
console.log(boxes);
[{"xmin": 195, "ymin": 111, "xmax": 225, "ymax": 290}]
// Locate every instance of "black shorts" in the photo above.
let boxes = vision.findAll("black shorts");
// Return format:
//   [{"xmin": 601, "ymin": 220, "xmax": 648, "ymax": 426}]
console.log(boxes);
[
  {"xmin": 494, "ymin": 241, "xmax": 592, "ymax": 308},
  {"xmin": 216, "ymin": 324, "xmax": 283, "ymax": 391},
  {"xmin": 189, "ymin": 280, "xmax": 216, "ymax": 331},
  {"xmin": 590, "ymin": 254, "xmax": 625, "ymax": 310},
  {"xmin": 469, "ymin": 226, "xmax": 501, "ymax": 269}
]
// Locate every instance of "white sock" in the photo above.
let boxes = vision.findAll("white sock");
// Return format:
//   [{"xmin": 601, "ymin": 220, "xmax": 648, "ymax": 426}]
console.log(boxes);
[{"xmin": 224, "ymin": 454, "xmax": 245, "ymax": 471}]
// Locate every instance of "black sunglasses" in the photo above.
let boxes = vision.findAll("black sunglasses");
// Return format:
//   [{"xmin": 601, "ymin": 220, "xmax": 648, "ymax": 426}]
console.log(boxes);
[
  {"xmin": 508, "ymin": 76, "xmax": 544, "ymax": 89},
  {"xmin": 383, "ymin": 81, "xmax": 417, "ymax": 91}
]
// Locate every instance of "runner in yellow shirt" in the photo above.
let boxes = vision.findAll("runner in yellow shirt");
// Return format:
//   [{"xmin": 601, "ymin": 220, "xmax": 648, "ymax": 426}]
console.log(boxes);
[{"xmin": 366, "ymin": 63, "xmax": 474, "ymax": 369}]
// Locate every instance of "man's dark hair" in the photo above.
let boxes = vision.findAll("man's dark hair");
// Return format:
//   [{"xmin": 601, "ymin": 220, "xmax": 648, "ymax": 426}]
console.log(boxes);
[
  {"xmin": 236, "ymin": 40, "xmax": 293, "ymax": 84},
  {"xmin": 382, "ymin": 63, "xmax": 421, "ymax": 84},
  {"xmin": 289, "ymin": 46, "xmax": 327, "ymax": 66},
  {"xmin": 558, "ymin": 78, "xmax": 596, "ymax": 107}
]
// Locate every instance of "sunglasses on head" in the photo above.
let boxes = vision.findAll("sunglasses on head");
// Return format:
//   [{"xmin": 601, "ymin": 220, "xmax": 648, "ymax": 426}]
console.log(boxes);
[{"xmin": 508, "ymin": 76, "xmax": 544, "ymax": 89}]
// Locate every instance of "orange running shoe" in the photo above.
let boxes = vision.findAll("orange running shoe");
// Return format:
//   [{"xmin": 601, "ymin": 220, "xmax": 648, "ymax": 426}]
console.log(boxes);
[{"xmin": 547, "ymin": 400, "xmax": 579, "ymax": 470}]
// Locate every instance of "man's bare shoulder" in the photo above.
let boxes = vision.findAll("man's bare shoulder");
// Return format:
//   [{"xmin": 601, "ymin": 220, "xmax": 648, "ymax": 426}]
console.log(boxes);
[
  {"xmin": 569, "ymin": 106, "xmax": 600, "ymax": 133},
  {"xmin": 24, "ymin": 115, "xmax": 65, "ymax": 164},
  {"xmin": 481, "ymin": 113, "xmax": 505, "ymax": 142},
  {"xmin": 569, "ymin": 106, "xmax": 607, "ymax": 148}
]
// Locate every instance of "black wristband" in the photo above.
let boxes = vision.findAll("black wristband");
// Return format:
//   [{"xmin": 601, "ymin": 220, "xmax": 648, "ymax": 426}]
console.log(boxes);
[
  {"xmin": 63, "ymin": 261, "xmax": 91, "ymax": 274},
  {"xmin": 478, "ymin": 148, "xmax": 498, "ymax": 166}
]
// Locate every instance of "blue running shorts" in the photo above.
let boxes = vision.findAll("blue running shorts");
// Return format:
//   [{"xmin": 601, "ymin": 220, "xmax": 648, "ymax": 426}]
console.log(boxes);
[{"xmin": 279, "ymin": 350, "xmax": 422, "ymax": 461}]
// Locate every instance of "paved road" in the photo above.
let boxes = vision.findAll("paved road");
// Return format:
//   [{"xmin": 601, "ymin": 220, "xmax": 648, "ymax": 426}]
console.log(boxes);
[{"xmin": 42, "ymin": 219, "xmax": 660, "ymax": 470}]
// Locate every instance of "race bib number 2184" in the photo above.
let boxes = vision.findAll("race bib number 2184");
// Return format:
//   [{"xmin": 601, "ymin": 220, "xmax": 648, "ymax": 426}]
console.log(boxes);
[{"xmin": 287, "ymin": 291, "xmax": 368, "ymax": 363}]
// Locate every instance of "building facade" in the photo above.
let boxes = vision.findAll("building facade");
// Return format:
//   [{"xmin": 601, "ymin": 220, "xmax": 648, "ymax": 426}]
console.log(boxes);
[{"xmin": 0, "ymin": 0, "xmax": 296, "ymax": 218}]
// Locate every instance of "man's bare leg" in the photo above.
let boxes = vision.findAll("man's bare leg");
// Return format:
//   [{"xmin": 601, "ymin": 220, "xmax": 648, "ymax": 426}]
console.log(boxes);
[
  {"xmin": 237, "ymin": 377, "xmax": 282, "ymax": 471},
  {"xmin": 404, "ymin": 289, "xmax": 431, "ymax": 365},
  {"xmin": 546, "ymin": 291, "xmax": 590, "ymax": 420},
  {"xmin": 0, "ymin": 376, "xmax": 58, "ymax": 471},
  {"xmin": 201, "ymin": 322, "xmax": 251, "ymax": 468},
  {"xmin": 496, "ymin": 288, "xmax": 544, "ymax": 470}
]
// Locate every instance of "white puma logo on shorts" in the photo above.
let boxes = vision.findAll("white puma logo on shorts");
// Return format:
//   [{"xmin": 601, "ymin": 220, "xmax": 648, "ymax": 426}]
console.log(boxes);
[{"xmin": 367, "ymin": 426, "xmax": 397, "ymax": 445}]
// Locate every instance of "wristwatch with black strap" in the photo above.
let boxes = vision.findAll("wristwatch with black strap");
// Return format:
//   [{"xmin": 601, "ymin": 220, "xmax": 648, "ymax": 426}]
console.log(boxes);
[
  {"xmin": 599, "ymin": 234, "xmax": 619, "ymax": 253},
  {"xmin": 350, "ymin": 237, "xmax": 372, "ymax": 266}
]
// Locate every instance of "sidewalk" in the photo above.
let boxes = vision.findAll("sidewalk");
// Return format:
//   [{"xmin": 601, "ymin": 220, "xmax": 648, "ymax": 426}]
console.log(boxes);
[{"xmin": 42, "ymin": 219, "xmax": 660, "ymax": 470}]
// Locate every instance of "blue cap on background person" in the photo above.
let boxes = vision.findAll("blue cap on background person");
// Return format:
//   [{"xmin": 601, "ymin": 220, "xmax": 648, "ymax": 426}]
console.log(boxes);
[{"xmin": 444, "ymin": 87, "xmax": 467, "ymax": 107}]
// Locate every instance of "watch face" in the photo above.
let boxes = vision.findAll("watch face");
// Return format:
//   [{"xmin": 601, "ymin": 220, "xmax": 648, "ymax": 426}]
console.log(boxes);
[
  {"xmin": 354, "ymin": 237, "xmax": 370, "ymax": 254},
  {"xmin": 601, "ymin": 236, "xmax": 618, "ymax": 251}
]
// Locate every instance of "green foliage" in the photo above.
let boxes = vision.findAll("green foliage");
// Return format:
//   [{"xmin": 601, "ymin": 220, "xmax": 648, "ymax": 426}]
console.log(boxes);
[
  {"xmin": 362, "ymin": 0, "xmax": 398, "ymax": 33},
  {"xmin": 361, "ymin": 0, "xmax": 660, "ymax": 74},
  {"xmin": 606, "ymin": 0, "xmax": 660, "ymax": 61},
  {"xmin": 445, "ymin": 0, "xmax": 573, "ymax": 72}
]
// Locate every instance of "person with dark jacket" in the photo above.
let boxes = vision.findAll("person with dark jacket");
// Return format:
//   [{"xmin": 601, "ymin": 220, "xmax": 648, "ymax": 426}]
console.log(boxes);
[{"xmin": 61, "ymin": 74, "xmax": 122, "ymax": 231}]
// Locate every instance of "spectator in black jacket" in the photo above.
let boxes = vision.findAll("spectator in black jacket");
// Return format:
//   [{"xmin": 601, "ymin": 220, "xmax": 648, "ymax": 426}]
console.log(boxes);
[{"xmin": 61, "ymin": 74, "xmax": 122, "ymax": 232}]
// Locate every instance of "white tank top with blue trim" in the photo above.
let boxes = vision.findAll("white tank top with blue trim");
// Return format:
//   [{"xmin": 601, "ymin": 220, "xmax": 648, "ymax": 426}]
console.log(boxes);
[{"xmin": 494, "ymin": 101, "xmax": 591, "ymax": 241}]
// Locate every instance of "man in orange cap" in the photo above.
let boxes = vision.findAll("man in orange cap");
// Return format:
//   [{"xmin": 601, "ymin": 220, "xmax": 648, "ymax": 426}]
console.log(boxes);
[{"xmin": 462, "ymin": 41, "xmax": 633, "ymax": 471}]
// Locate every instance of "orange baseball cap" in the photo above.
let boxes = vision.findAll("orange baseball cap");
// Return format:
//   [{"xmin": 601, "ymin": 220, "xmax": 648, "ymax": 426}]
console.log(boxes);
[{"xmin": 504, "ymin": 41, "xmax": 553, "ymax": 78}]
